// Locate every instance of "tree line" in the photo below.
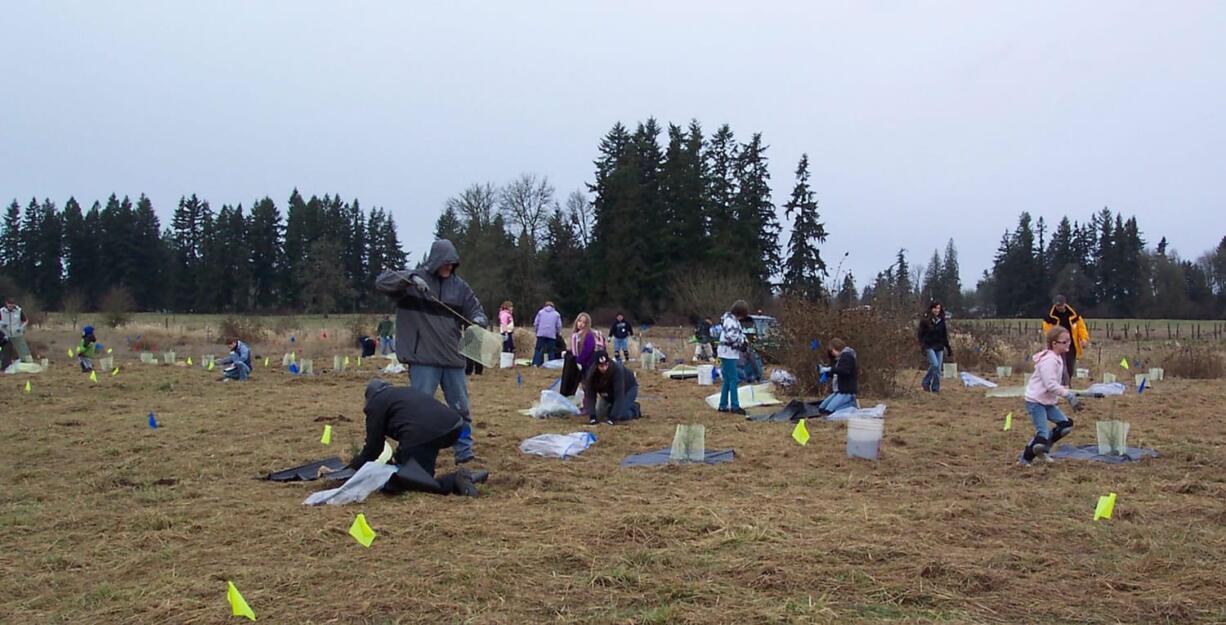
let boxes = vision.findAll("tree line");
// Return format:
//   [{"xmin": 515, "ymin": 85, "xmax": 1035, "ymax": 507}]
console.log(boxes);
[
  {"xmin": 4, "ymin": 118, "xmax": 1225, "ymax": 321},
  {"xmin": 0, "ymin": 190, "xmax": 406, "ymax": 315}
]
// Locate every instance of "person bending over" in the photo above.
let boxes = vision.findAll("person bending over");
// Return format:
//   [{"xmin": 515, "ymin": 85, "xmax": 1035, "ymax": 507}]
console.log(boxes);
[
  {"xmin": 218, "ymin": 338, "xmax": 252, "ymax": 381},
  {"xmin": 337, "ymin": 379, "xmax": 483, "ymax": 496},
  {"xmin": 77, "ymin": 326, "xmax": 99, "ymax": 373},
  {"xmin": 818, "ymin": 338, "xmax": 859, "ymax": 415},
  {"xmin": 582, "ymin": 351, "xmax": 640, "ymax": 425}
]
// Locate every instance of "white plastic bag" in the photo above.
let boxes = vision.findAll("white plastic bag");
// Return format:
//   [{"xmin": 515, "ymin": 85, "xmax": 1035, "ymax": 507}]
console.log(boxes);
[
  {"xmin": 769, "ymin": 369, "xmax": 797, "ymax": 386},
  {"xmin": 529, "ymin": 390, "xmax": 582, "ymax": 418},
  {"xmin": 826, "ymin": 403, "xmax": 887, "ymax": 421},
  {"xmin": 381, "ymin": 363, "xmax": 407, "ymax": 374},
  {"xmin": 959, "ymin": 372, "xmax": 998, "ymax": 388},
  {"xmin": 542, "ymin": 358, "xmax": 565, "ymax": 370},
  {"xmin": 519, "ymin": 432, "xmax": 595, "ymax": 458},
  {"xmin": 302, "ymin": 462, "xmax": 397, "ymax": 506}
]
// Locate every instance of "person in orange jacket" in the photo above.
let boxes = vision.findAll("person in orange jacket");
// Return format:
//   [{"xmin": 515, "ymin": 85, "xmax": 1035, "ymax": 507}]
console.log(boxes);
[{"xmin": 1041, "ymin": 295, "xmax": 1090, "ymax": 385}]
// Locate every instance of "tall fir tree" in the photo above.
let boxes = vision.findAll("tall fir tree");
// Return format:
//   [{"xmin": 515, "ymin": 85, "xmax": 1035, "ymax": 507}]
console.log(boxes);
[
  {"xmin": 704, "ymin": 124, "xmax": 739, "ymax": 274},
  {"xmin": 0, "ymin": 200, "xmax": 21, "ymax": 278},
  {"xmin": 780, "ymin": 154, "xmax": 828, "ymax": 301},
  {"xmin": 732, "ymin": 132, "xmax": 780, "ymax": 288},
  {"xmin": 247, "ymin": 197, "xmax": 284, "ymax": 309}
]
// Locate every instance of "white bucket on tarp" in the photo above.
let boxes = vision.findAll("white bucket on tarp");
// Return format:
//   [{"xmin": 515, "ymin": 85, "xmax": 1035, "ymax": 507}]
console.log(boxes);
[
  {"xmin": 942, "ymin": 363, "xmax": 958, "ymax": 379},
  {"xmin": 697, "ymin": 364, "xmax": 715, "ymax": 385},
  {"xmin": 1103, "ymin": 372, "xmax": 1117, "ymax": 384},
  {"xmin": 996, "ymin": 366, "xmax": 1013, "ymax": 377},
  {"xmin": 500, "ymin": 352, "xmax": 515, "ymax": 368},
  {"xmin": 1148, "ymin": 367, "xmax": 1164, "ymax": 381},
  {"xmin": 847, "ymin": 417, "xmax": 884, "ymax": 461}
]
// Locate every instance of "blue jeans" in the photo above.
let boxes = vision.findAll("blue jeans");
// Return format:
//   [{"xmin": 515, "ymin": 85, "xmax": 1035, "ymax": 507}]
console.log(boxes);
[
  {"xmin": 532, "ymin": 337, "xmax": 557, "ymax": 366},
  {"xmin": 595, "ymin": 384, "xmax": 640, "ymax": 420},
  {"xmin": 380, "ymin": 335, "xmax": 394, "ymax": 355},
  {"xmin": 1024, "ymin": 401, "xmax": 1069, "ymax": 441},
  {"xmin": 739, "ymin": 351, "xmax": 764, "ymax": 383},
  {"xmin": 612, "ymin": 337, "xmax": 629, "ymax": 358},
  {"xmin": 922, "ymin": 347, "xmax": 944, "ymax": 391},
  {"xmin": 719, "ymin": 357, "xmax": 740, "ymax": 410},
  {"xmin": 409, "ymin": 364, "xmax": 474, "ymax": 461},
  {"xmin": 224, "ymin": 361, "xmax": 250, "ymax": 381},
  {"xmin": 819, "ymin": 393, "xmax": 857, "ymax": 414}
]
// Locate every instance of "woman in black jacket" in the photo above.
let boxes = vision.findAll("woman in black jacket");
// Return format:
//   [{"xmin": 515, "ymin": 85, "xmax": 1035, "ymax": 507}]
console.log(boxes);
[
  {"xmin": 582, "ymin": 351, "xmax": 640, "ymax": 425},
  {"xmin": 817, "ymin": 338, "xmax": 859, "ymax": 415},
  {"xmin": 917, "ymin": 301, "xmax": 952, "ymax": 393}
]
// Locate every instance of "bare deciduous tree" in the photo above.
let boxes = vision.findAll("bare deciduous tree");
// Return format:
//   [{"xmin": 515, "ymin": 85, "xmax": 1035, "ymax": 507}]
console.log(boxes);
[
  {"xmin": 499, "ymin": 173, "xmax": 554, "ymax": 247},
  {"xmin": 445, "ymin": 183, "xmax": 499, "ymax": 229},
  {"xmin": 565, "ymin": 188, "xmax": 594, "ymax": 247}
]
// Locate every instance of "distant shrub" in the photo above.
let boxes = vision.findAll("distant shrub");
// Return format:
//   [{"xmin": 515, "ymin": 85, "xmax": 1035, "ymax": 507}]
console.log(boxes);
[
  {"xmin": 1161, "ymin": 347, "xmax": 1224, "ymax": 379},
  {"xmin": 219, "ymin": 316, "xmax": 266, "ymax": 344},
  {"xmin": 100, "ymin": 287, "xmax": 135, "ymax": 328},
  {"xmin": 775, "ymin": 298, "xmax": 914, "ymax": 397},
  {"xmin": 272, "ymin": 316, "xmax": 302, "ymax": 336}
]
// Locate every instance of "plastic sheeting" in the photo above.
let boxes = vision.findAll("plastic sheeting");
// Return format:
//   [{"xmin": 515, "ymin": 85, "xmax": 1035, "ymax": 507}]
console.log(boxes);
[
  {"xmin": 542, "ymin": 358, "xmax": 565, "ymax": 370},
  {"xmin": 752, "ymin": 399, "xmax": 824, "ymax": 422},
  {"xmin": 661, "ymin": 365, "xmax": 699, "ymax": 380},
  {"xmin": 519, "ymin": 431, "xmax": 596, "ymax": 459},
  {"xmin": 1049, "ymin": 444, "xmax": 1158, "ymax": 464},
  {"xmin": 3, "ymin": 361, "xmax": 44, "ymax": 374},
  {"xmin": 704, "ymin": 383, "xmax": 780, "ymax": 409},
  {"xmin": 959, "ymin": 372, "xmax": 998, "ymax": 388},
  {"xmin": 459, "ymin": 325, "xmax": 503, "ymax": 368},
  {"xmin": 621, "ymin": 448, "xmax": 735, "ymax": 467},
  {"xmin": 986, "ymin": 386, "xmax": 1025, "ymax": 398},
  {"xmin": 267, "ymin": 457, "xmax": 347, "ymax": 482},
  {"xmin": 826, "ymin": 403, "xmax": 887, "ymax": 421},
  {"xmin": 381, "ymin": 363, "xmax": 407, "ymax": 374},
  {"xmin": 302, "ymin": 462, "xmax": 398, "ymax": 506},
  {"xmin": 1077, "ymin": 382, "xmax": 1126, "ymax": 397}
]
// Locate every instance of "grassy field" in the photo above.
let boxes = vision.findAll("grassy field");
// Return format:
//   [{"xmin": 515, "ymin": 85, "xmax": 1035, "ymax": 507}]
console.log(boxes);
[{"xmin": 3, "ymin": 322, "xmax": 1225, "ymax": 624}]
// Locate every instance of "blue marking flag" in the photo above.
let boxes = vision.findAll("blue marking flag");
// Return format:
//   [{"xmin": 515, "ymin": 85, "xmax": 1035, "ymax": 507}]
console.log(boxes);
[
  {"xmin": 289, "ymin": 362, "xmax": 300, "ymax": 374},
  {"xmin": 810, "ymin": 339, "xmax": 819, "ymax": 350},
  {"xmin": 148, "ymin": 412, "xmax": 158, "ymax": 429},
  {"xmin": 516, "ymin": 372, "xmax": 523, "ymax": 386},
  {"xmin": 1138, "ymin": 378, "xmax": 1147, "ymax": 394}
]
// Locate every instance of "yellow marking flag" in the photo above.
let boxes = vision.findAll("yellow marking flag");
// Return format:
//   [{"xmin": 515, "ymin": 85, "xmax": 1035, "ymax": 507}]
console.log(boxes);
[
  {"xmin": 791, "ymin": 419, "xmax": 810, "ymax": 446},
  {"xmin": 356, "ymin": 356, "xmax": 361, "ymax": 367},
  {"xmin": 1003, "ymin": 412, "xmax": 1013, "ymax": 431},
  {"xmin": 68, "ymin": 348, "xmax": 75, "ymax": 358},
  {"xmin": 89, "ymin": 370, "xmax": 98, "ymax": 384},
  {"xmin": 187, "ymin": 357, "xmax": 193, "ymax": 366},
  {"xmin": 1120, "ymin": 358, "xmax": 1129, "ymax": 370},
  {"xmin": 263, "ymin": 356, "xmax": 269, "ymax": 367},
  {"xmin": 343, "ymin": 355, "xmax": 350, "ymax": 367},
  {"xmin": 226, "ymin": 581, "xmax": 256, "ymax": 621},
  {"xmin": 24, "ymin": 380, "xmax": 31, "ymax": 393},
  {"xmin": 112, "ymin": 367, "xmax": 120, "ymax": 376},
  {"xmin": 1094, "ymin": 492, "xmax": 1117, "ymax": 521},
  {"xmin": 207, "ymin": 360, "xmax": 215, "ymax": 371},
  {"xmin": 320, "ymin": 424, "xmax": 332, "ymax": 445},
  {"xmin": 107, "ymin": 347, "xmax": 113, "ymax": 354},
  {"xmin": 349, "ymin": 513, "xmax": 376, "ymax": 547}
]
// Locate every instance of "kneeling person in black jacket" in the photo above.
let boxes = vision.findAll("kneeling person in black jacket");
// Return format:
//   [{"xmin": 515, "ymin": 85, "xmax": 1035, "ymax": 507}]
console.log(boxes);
[
  {"xmin": 582, "ymin": 350, "xmax": 641, "ymax": 425},
  {"xmin": 340, "ymin": 379, "xmax": 486, "ymax": 496}
]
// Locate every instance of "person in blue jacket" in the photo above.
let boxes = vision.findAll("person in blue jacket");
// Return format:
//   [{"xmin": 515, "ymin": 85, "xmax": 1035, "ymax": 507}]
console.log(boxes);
[{"xmin": 219, "ymin": 337, "xmax": 252, "ymax": 381}]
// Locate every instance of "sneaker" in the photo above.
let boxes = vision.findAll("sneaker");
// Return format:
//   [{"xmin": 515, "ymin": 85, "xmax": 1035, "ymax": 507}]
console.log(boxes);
[
  {"xmin": 731, "ymin": 407, "xmax": 747, "ymax": 416},
  {"xmin": 1041, "ymin": 454, "xmax": 1055, "ymax": 464},
  {"xmin": 1017, "ymin": 458, "xmax": 1032, "ymax": 467},
  {"xmin": 605, "ymin": 419, "xmax": 614, "ymax": 425},
  {"xmin": 717, "ymin": 407, "xmax": 730, "ymax": 413},
  {"xmin": 469, "ymin": 470, "xmax": 490, "ymax": 484},
  {"xmin": 588, "ymin": 417, "xmax": 598, "ymax": 425}
]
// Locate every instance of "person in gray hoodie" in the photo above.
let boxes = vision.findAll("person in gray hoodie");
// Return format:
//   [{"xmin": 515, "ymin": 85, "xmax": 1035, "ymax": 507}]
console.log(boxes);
[{"xmin": 376, "ymin": 239, "xmax": 488, "ymax": 464}]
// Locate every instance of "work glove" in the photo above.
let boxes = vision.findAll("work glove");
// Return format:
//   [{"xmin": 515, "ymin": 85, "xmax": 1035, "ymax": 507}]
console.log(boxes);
[
  {"xmin": 409, "ymin": 274, "xmax": 429, "ymax": 294},
  {"xmin": 1066, "ymin": 393, "xmax": 1085, "ymax": 412}
]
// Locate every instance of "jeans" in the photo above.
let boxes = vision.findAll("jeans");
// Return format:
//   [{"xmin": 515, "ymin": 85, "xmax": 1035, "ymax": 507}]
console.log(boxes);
[
  {"xmin": 719, "ymin": 357, "xmax": 740, "ymax": 410},
  {"xmin": 380, "ymin": 335, "xmax": 394, "ymax": 355},
  {"xmin": 409, "ymin": 364, "xmax": 474, "ymax": 461},
  {"xmin": 502, "ymin": 332, "xmax": 515, "ymax": 353},
  {"xmin": 78, "ymin": 356, "xmax": 94, "ymax": 372},
  {"xmin": 532, "ymin": 337, "xmax": 558, "ymax": 366},
  {"xmin": 739, "ymin": 351, "xmax": 764, "ymax": 383},
  {"xmin": 612, "ymin": 337, "xmax": 630, "ymax": 359},
  {"xmin": 818, "ymin": 392, "xmax": 857, "ymax": 414},
  {"xmin": 1024, "ymin": 401, "xmax": 1069, "ymax": 441},
  {"xmin": 223, "ymin": 360, "xmax": 251, "ymax": 381},
  {"xmin": 922, "ymin": 347, "xmax": 944, "ymax": 391},
  {"xmin": 11, "ymin": 335, "xmax": 32, "ymax": 363},
  {"xmin": 594, "ymin": 384, "xmax": 640, "ymax": 421}
]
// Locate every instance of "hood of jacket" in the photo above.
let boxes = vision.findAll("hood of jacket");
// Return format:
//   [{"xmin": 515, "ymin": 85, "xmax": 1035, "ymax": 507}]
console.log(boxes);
[
  {"xmin": 1032, "ymin": 349, "xmax": 1060, "ymax": 366},
  {"xmin": 423, "ymin": 240, "xmax": 460, "ymax": 274},
  {"xmin": 365, "ymin": 378, "xmax": 391, "ymax": 401}
]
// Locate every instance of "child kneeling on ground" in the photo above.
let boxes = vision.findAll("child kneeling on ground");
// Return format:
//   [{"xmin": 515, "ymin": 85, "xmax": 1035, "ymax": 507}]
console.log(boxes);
[
  {"xmin": 78, "ymin": 326, "xmax": 99, "ymax": 373},
  {"xmin": 1020, "ymin": 327, "xmax": 1084, "ymax": 465},
  {"xmin": 817, "ymin": 338, "xmax": 858, "ymax": 415},
  {"xmin": 583, "ymin": 350, "xmax": 640, "ymax": 425}
]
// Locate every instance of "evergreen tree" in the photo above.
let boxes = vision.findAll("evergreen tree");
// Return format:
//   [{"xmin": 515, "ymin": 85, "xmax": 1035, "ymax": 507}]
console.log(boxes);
[
  {"xmin": 921, "ymin": 249, "xmax": 942, "ymax": 304},
  {"xmin": 732, "ymin": 132, "xmax": 780, "ymax": 288},
  {"xmin": 433, "ymin": 205, "xmax": 463, "ymax": 241},
  {"xmin": 345, "ymin": 199, "xmax": 367, "ymax": 311},
  {"xmin": 62, "ymin": 197, "xmax": 99, "ymax": 307},
  {"xmin": 939, "ymin": 239, "xmax": 963, "ymax": 312},
  {"xmin": 780, "ymin": 154, "xmax": 828, "ymax": 301},
  {"xmin": 129, "ymin": 194, "xmax": 166, "ymax": 310},
  {"xmin": 282, "ymin": 188, "xmax": 311, "ymax": 306},
  {"xmin": 836, "ymin": 273, "xmax": 858, "ymax": 308},
  {"xmin": 704, "ymin": 124, "xmax": 739, "ymax": 273},
  {"xmin": 0, "ymin": 200, "xmax": 20, "ymax": 278},
  {"xmin": 22, "ymin": 199, "xmax": 64, "ymax": 307},
  {"xmin": 170, "ymin": 194, "xmax": 210, "ymax": 311},
  {"xmin": 297, "ymin": 239, "xmax": 351, "ymax": 314},
  {"xmin": 544, "ymin": 207, "xmax": 585, "ymax": 314},
  {"xmin": 247, "ymin": 197, "xmax": 284, "ymax": 309},
  {"xmin": 659, "ymin": 122, "xmax": 706, "ymax": 273}
]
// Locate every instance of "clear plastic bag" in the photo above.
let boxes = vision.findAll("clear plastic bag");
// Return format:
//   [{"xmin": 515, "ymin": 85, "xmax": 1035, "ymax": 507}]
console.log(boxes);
[
  {"xmin": 519, "ymin": 432, "xmax": 595, "ymax": 458},
  {"xmin": 302, "ymin": 462, "xmax": 397, "ymax": 506},
  {"xmin": 669, "ymin": 424, "xmax": 706, "ymax": 462},
  {"xmin": 460, "ymin": 325, "xmax": 503, "ymax": 368},
  {"xmin": 529, "ymin": 390, "xmax": 582, "ymax": 418}
]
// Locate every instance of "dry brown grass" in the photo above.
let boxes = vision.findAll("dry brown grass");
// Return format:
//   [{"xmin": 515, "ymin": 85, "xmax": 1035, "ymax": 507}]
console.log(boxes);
[{"xmin": 3, "ymin": 325, "xmax": 1226, "ymax": 624}]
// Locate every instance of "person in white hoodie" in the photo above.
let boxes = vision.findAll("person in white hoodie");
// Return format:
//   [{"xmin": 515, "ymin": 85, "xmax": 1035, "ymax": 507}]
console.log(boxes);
[{"xmin": 1021, "ymin": 326, "xmax": 1084, "ymax": 465}]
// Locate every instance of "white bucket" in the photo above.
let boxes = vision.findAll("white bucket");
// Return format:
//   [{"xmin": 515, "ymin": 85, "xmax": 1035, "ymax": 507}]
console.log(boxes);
[
  {"xmin": 500, "ymin": 352, "xmax": 515, "ymax": 369},
  {"xmin": 1075, "ymin": 368, "xmax": 1089, "ymax": 379},
  {"xmin": 996, "ymin": 366, "xmax": 1013, "ymax": 378},
  {"xmin": 847, "ymin": 417, "xmax": 884, "ymax": 461},
  {"xmin": 942, "ymin": 363, "xmax": 958, "ymax": 379},
  {"xmin": 697, "ymin": 364, "xmax": 715, "ymax": 385},
  {"xmin": 1134, "ymin": 373, "xmax": 1148, "ymax": 387},
  {"xmin": 1103, "ymin": 372, "xmax": 1117, "ymax": 384},
  {"xmin": 1148, "ymin": 367, "xmax": 1164, "ymax": 381}
]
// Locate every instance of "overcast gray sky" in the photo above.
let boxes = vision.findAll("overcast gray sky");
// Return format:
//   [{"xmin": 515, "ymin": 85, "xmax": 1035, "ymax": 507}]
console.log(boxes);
[{"xmin": 3, "ymin": 1, "xmax": 1224, "ymax": 289}]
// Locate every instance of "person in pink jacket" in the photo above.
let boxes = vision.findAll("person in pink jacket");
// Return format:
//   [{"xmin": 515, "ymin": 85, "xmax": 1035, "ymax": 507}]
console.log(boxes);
[{"xmin": 1020, "ymin": 326, "xmax": 1084, "ymax": 465}]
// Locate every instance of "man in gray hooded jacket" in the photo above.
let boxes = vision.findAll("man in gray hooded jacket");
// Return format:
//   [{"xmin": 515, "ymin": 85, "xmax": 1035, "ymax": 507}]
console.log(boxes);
[{"xmin": 376, "ymin": 239, "xmax": 488, "ymax": 463}]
